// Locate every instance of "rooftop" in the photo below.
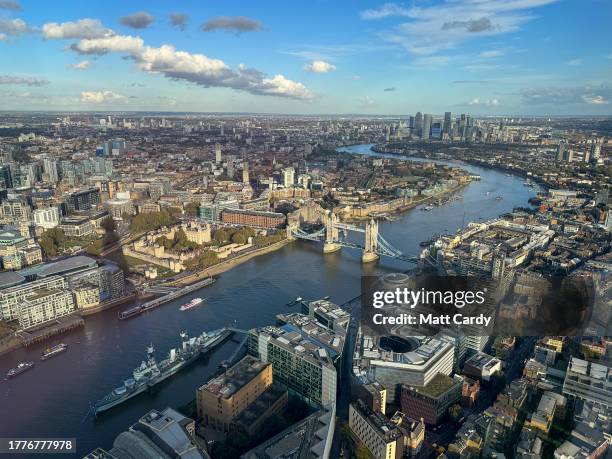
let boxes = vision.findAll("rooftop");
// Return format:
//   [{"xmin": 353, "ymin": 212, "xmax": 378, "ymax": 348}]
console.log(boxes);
[
  {"xmin": 465, "ymin": 352, "xmax": 502, "ymax": 370},
  {"xmin": 409, "ymin": 373, "xmax": 462, "ymax": 399},
  {"xmin": 568, "ymin": 357, "xmax": 611, "ymax": 380},
  {"xmin": 0, "ymin": 270, "xmax": 25, "ymax": 289},
  {"xmin": 241, "ymin": 406, "xmax": 335, "ymax": 459},
  {"xmin": 200, "ymin": 355, "xmax": 269, "ymax": 399}
]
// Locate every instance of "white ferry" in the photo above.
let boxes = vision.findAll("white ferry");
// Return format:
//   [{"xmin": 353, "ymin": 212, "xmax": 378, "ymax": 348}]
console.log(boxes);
[{"xmin": 179, "ymin": 297, "xmax": 205, "ymax": 311}]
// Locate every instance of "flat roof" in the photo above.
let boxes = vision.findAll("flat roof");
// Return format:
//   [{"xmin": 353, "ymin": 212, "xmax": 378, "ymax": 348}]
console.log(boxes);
[
  {"xmin": 36, "ymin": 255, "xmax": 98, "ymax": 278},
  {"xmin": 412, "ymin": 373, "xmax": 461, "ymax": 399},
  {"xmin": 200, "ymin": 355, "xmax": 269, "ymax": 399},
  {"xmin": 0, "ymin": 270, "xmax": 25, "ymax": 289}
]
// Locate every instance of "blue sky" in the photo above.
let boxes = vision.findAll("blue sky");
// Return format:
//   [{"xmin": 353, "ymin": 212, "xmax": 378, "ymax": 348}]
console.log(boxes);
[{"xmin": 0, "ymin": 0, "xmax": 611, "ymax": 115}]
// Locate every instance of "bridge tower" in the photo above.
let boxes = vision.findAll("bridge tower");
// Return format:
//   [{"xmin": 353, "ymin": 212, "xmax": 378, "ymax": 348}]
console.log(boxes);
[
  {"xmin": 286, "ymin": 219, "xmax": 298, "ymax": 241},
  {"xmin": 323, "ymin": 211, "xmax": 341, "ymax": 254},
  {"xmin": 362, "ymin": 218, "xmax": 380, "ymax": 263}
]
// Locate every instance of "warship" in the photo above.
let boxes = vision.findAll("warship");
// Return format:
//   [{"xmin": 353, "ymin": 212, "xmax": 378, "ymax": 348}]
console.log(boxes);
[{"xmin": 94, "ymin": 328, "xmax": 230, "ymax": 414}]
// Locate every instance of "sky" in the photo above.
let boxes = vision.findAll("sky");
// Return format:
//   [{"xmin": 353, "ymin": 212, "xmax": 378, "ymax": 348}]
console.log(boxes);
[{"xmin": 0, "ymin": 0, "xmax": 611, "ymax": 115}]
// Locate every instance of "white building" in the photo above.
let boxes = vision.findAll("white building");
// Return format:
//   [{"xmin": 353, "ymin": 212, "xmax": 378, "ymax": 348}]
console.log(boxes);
[
  {"xmin": 33, "ymin": 207, "xmax": 60, "ymax": 230},
  {"xmin": 282, "ymin": 167, "xmax": 295, "ymax": 188},
  {"xmin": 17, "ymin": 288, "xmax": 76, "ymax": 329}
]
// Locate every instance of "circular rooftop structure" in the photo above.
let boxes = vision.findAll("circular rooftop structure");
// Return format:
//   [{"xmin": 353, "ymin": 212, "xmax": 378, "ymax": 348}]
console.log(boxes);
[{"xmin": 379, "ymin": 335, "xmax": 420, "ymax": 354}]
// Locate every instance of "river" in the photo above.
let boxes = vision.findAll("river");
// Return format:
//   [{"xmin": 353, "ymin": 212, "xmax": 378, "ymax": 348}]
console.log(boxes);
[{"xmin": 0, "ymin": 144, "xmax": 536, "ymax": 456}]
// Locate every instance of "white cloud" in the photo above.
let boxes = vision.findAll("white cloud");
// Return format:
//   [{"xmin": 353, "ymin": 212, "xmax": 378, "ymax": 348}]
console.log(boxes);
[
  {"xmin": 410, "ymin": 55, "xmax": 451, "ymax": 68},
  {"xmin": 362, "ymin": 0, "xmax": 560, "ymax": 55},
  {"xmin": 480, "ymin": 49, "xmax": 504, "ymax": 58},
  {"xmin": 303, "ymin": 60, "xmax": 336, "ymax": 73},
  {"xmin": 0, "ymin": 0, "xmax": 21, "ymax": 11},
  {"xmin": 71, "ymin": 60, "xmax": 90, "ymax": 70},
  {"xmin": 42, "ymin": 18, "xmax": 112, "ymax": 39},
  {"xmin": 360, "ymin": 3, "xmax": 412, "ymax": 20},
  {"xmin": 71, "ymin": 35, "xmax": 145, "ymax": 55},
  {"xmin": 468, "ymin": 97, "xmax": 500, "ymax": 106},
  {"xmin": 0, "ymin": 18, "xmax": 27, "ymax": 38},
  {"xmin": 0, "ymin": 74, "xmax": 48, "ymax": 86},
  {"xmin": 566, "ymin": 58, "xmax": 582, "ymax": 66},
  {"xmin": 80, "ymin": 90, "xmax": 125, "ymax": 104},
  {"xmin": 522, "ymin": 84, "xmax": 611, "ymax": 106},
  {"xmin": 258, "ymin": 75, "xmax": 312, "ymax": 99},
  {"xmin": 582, "ymin": 95, "xmax": 608, "ymax": 105},
  {"xmin": 357, "ymin": 96, "xmax": 377, "ymax": 108},
  {"xmin": 68, "ymin": 32, "xmax": 313, "ymax": 100}
]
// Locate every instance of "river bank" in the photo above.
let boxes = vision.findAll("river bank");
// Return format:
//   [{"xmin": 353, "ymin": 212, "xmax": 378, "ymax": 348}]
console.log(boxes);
[
  {"xmin": 370, "ymin": 142, "xmax": 550, "ymax": 192},
  {"xmin": 343, "ymin": 182, "xmax": 469, "ymax": 222},
  {"xmin": 166, "ymin": 238, "xmax": 292, "ymax": 287}
]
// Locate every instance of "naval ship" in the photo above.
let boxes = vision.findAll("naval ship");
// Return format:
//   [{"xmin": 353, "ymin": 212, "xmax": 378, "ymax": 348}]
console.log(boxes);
[{"xmin": 94, "ymin": 328, "xmax": 230, "ymax": 414}]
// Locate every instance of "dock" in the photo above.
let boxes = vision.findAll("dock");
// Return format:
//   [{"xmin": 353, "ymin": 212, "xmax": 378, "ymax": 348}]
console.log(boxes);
[
  {"xmin": 18, "ymin": 314, "xmax": 85, "ymax": 346},
  {"xmin": 119, "ymin": 277, "xmax": 216, "ymax": 319}
]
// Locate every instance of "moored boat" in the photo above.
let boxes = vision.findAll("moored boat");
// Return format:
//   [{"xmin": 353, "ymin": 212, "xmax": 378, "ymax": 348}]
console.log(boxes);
[{"xmin": 41, "ymin": 343, "xmax": 68, "ymax": 361}]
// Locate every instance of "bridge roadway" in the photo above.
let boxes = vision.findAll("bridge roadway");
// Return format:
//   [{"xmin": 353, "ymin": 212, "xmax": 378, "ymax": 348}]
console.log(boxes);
[{"xmin": 290, "ymin": 222, "xmax": 419, "ymax": 263}]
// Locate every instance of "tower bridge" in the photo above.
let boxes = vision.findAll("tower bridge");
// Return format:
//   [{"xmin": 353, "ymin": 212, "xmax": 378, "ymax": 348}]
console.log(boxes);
[{"xmin": 286, "ymin": 203, "xmax": 418, "ymax": 264}]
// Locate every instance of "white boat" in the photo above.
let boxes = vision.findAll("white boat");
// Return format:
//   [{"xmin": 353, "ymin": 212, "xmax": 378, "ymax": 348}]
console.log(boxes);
[{"xmin": 179, "ymin": 297, "xmax": 205, "ymax": 311}]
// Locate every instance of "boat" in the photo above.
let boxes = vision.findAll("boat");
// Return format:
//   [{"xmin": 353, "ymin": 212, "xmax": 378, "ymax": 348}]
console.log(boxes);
[
  {"xmin": 119, "ymin": 305, "xmax": 143, "ymax": 320},
  {"xmin": 420, "ymin": 240, "xmax": 433, "ymax": 247},
  {"xmin": 119, "ymin": 277, "xmax": 216, "ymax": 320},
  {"xmin": 6, "ymin": 362, "xmax": 34, "ymax": 379},
  {"xmin": 286, "ymin": 296, "xmax": 303, "ymax": 306},
  {"xmin": 41, "ymin": 343, "xmax": 67, "ymax": 361},
  {"xmin": 179, "ymin": 297, "xmax": 204, "ymax": 311},
  {"xmin": 94, "ymin": 329, "xmax": 230, "ymax": 414},
  {"xmin": 422, "ymin": 205, "xmax": 434, "ymax": 211},
  {"xmin": 495, "ymin": 196, "xmax": 503, "ymax": 201}
]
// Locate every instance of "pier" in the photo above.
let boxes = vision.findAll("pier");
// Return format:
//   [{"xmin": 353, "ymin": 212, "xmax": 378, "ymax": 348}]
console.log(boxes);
[
  {"xmin": 18, "ymin": 314, "xmax": 85, "ymax": 347},
  {"xmin": 119, "ymin": 277, "xmax": 216, "ymax": 319}
]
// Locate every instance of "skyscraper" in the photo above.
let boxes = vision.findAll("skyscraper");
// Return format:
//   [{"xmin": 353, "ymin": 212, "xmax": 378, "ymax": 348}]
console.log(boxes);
[
  {"xmin": 215, "ymin": 143, "xmax": 222, "ymax": 163},
  {"xmin": 43, "ymin": 157, "xmax": 59, "ymax": 184},
  {"xmin": 431, "ymin": 121, "xmax": 443, "ymax": 139},
  {"xmin": 443, "ymin": 112, "xmax": 452, "ymax": 137},
  {"xmin": 282, "ymin": 167, "xmax": 295, "ymax": 188},
  {"xmin": 242, "ymin": 161, "xmax": 250, "ymax": 184},
  {"xmin": 557, "ymin": 142, "xmax": 565, "ymax": 161},
  {"xmin": 415, "ymin": 112, "xmax": 423, "ymax": 137},
  {"xmin": 422, "ymin": 114, "xmax": 432, "ymax": 140}
]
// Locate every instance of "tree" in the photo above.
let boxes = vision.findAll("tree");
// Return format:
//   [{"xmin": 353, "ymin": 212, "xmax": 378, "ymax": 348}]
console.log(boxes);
[
  {"xmin": 213, "ymin": 229, "xmax": 228, "ymax": 244},
  {"xmin": 100, "ymin": 216, "xmax": 116, "ymax": 233},
  {"xmin": 231, "ymin": 232, "xmax": 247, "ymax": 244},
  {"xmin": 39, "ymin": 236, "xmax": 57, "ymax": 257},
  {"xmin": 130, "ymin": 210, "xmax": 177, "ymax": 233},
  {"xmin": 340, "ymin": 424, "xmax": 353, "ymax": 441},
  {"xmin": 355, "ymin": 444, "xmax": 370, "ymax": 459},
  {"xmin": 183, "ymin": 250, "xmax": 218, "ymax": 270},
  {"xmin": 449, "ymin": 403, "xmax": 463, "ymax": 422},
  {"xmin": 39, "ymin": 227, "xmax": 66, "ymax": 257},
  {"xmin": 184, "ymin": 202, "xmax": 200, "ymax": 217}
]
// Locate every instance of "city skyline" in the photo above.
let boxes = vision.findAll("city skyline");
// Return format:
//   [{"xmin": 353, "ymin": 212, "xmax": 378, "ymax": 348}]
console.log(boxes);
[{"xmin": 0, "ymin": 0, "xmax": 611, "ymax": 115}]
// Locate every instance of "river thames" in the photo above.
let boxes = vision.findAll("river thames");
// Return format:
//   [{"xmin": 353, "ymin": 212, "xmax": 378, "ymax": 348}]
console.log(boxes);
[{"xmin": 0, "ymin": 144, "xmax": 536, "ymax": 455}]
